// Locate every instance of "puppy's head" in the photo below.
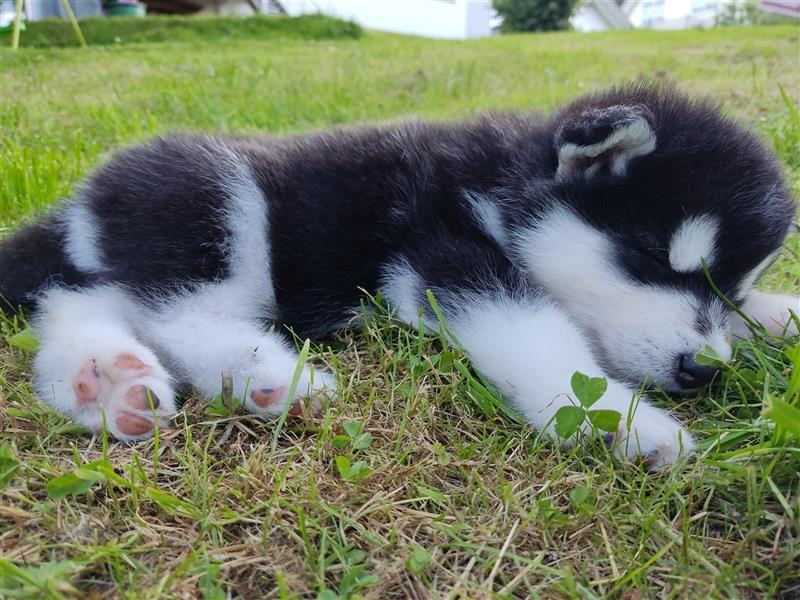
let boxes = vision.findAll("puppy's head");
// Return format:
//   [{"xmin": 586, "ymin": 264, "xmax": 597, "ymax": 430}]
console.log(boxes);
[{"xmin": 514, "ymin": 84, "xmax": 796, "ymax": 392}]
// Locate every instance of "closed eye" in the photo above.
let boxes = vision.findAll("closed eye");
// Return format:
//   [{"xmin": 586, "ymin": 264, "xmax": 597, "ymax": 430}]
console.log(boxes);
[
  {"xmin": 618, "ymin": 245, "xmax": 672, "ymax": 283},
  {"xmin": 638, "ymin": 246, "xmax": 670, "ymax": 269}
]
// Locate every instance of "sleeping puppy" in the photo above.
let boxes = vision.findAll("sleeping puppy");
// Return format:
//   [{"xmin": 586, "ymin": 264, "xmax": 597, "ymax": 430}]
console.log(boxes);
[{"xmin": 1, "ymin": 84, "xmax": 797, "ymax": 468}]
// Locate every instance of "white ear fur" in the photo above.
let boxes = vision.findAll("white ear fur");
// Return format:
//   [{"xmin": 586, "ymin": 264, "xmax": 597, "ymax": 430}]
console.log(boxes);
[
  {"xmin": 668, "ymin": 215, "xmax": 719, "ymax": 273},
  {"xmin": 557, "ymin": 114, "xmax": 656, "ymax": 178}
]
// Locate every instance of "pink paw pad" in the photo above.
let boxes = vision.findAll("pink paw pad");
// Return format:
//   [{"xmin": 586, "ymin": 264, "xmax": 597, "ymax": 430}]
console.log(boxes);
[
  {"xmin": 115, "ymin": 411, "xmax": 154, "ymax": 437},
  {"xmin": 250, "ymin": 387, "xmax": 285, "ymax": 409},
  {"xmin": 124, "ymin": 384, "xmax": 160, "ymax": 410},
  {"xmin": 73, "ymin": 359, "xmax": 101, "ymax": 406},
  {"xmin": 113, "ymin": 352, "xmax": 150, "ymax": 375}
]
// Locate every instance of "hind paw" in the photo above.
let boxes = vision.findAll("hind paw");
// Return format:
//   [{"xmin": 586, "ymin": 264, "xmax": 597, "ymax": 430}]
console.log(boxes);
[
  {"xmin": 81, "ymin": 350, "xmax": 175, "ymax": 440},
  {"xmin": 244, "ymin": 367, "xmax": 335, "ymax": 419},
  {"xmin": 36, "ymin": 344, "xmax": 177, "ymax": 441}
]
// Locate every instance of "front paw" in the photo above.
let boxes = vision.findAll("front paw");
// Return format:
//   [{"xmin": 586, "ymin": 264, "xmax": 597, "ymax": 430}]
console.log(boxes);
[
  {"xmin": 606, "ymin": 402, "xmax": 695, "ymax": 470},
  {"xmin": 733, "ymin": 292, "xmax": 799, "ymax": 338}
]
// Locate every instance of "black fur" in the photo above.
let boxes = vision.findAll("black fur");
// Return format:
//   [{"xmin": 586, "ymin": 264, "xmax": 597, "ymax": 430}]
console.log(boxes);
[{"xmin": 0, "ymin": 216, "xmax": 86, "ymax": 313}]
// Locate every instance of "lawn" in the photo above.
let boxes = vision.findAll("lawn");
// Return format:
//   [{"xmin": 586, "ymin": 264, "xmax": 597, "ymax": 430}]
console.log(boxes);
[{"xmin": 1, "ymin": 15, "xmax": 799, "ymax": 599}]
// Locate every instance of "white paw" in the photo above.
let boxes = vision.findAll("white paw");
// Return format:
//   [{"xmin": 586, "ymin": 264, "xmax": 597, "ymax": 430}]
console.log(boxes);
[
  {"xmin": 606, "ymin": 401, "xmax": 695, "ymax": 470},
  {"xmin": 34, "ymin": 341, "xmax": 177, "ymax": 441},
  {"xmin": 764, "ymin": 295, "xmax": 799, "ymax": 337},
  {"xmin": 243, "ymin": 364, "xmax": 336, "ymax": 419},
  {"xmin": 734, "ymin": 292, "xmax": 800, "ymax": 338}
]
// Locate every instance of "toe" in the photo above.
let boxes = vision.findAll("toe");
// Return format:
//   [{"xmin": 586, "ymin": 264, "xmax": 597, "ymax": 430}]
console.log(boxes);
[
  {"xmin": 74, "ymin": 359, "xmax": 102, "ymax": 406},
  {"xmin": 113, "ymin": 352, "xmax": 151, "ymax": 375},
  {"xmin": 124, "ymin": 384, "xmax": 160, "ymax": 410},
  {"xmin": 115, "ymin": 411, "xmax": 153, "ymax": 437},
  {"xmin": 251, "ymin": 387, "xmax": 285, "ymax": 408}
]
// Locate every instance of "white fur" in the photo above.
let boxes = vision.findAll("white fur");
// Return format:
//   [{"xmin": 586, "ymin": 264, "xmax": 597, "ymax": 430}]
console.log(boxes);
[
  {"xmin": 464, "ymin": 190, "xmax": 509, "ymax": 247},
  {"xmin": 61, "ymin": 198, "xmax": 106, "ymax": 274},
  {"xmin": 557, "ymin": 115, "xmax": 656, "ymax": 177},
  {"xmin": 732, "ymin": 291, "xmax": 800, "ymax": 338},
  {"xmin": 512, "ymin": 208, "xmax": 731, "ymax": 389},
  {"xmin": 379, "ymin": 259, "xmax": 427, "ymax": 327},
  {"xmin": 669, "ymin": 215, "xmax": 719, "ymax": 273}
]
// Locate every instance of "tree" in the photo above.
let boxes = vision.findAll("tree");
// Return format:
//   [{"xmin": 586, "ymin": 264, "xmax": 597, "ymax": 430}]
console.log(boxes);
[{"xmin": 492, "ymin": 0, "xmax": 581, "ymax": 33}]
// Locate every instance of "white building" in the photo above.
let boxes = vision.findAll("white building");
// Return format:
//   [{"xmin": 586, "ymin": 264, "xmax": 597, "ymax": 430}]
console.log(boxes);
[
  {"xmin": 280, "ymin": 0, "xmax": 494, "ymax": 39},
  {"xmin": 623, "ymin": 0, "xmax": 744, "ymax": 29},
  {"xmin": 572, "ymin": 1, "xmax": 632, "ymax": 32}
]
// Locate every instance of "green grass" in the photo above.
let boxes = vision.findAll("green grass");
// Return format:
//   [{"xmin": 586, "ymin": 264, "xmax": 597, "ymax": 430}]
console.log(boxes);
[{"xmin": 1, "ymin": 18, "xmax": 800, "ymax": 599}]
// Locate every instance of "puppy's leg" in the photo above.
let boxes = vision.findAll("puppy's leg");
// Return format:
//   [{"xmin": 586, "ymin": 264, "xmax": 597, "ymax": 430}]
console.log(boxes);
[
  {"xmin": 144, "ymin": 311, "xmax": 335, "ymax": 418},
  {"xmin": 382, "ymin": 256, "xmax": 694, "ymax": 469},
  {"xmin": 449, "ymin": 298, "xmax": 694, "ymax": 468},
  {"xmin": 731, "ymin": 291, "xmax": 799, "ymax": 338},
  {"xmin": 33, "ymin": 286, "xmax": 177, "ymax": 440}
]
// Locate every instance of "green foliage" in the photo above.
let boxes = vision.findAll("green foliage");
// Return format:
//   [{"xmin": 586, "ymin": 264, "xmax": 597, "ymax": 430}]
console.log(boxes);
[
  {"xmin": 405, "ymin": 544, "xmax": 432, "ymax": 575},
  {"xmin": 333, "ymin": 420, "xmax": 373, "ymax": 450},
  {"xmin": 0, "ymin": 13, "xmax": 361, "ymax": 48},
  {"xmin": 0, "ymin": 442, "xmax": 20, "ymax": 490},
  {"xmin": 334, "ymin": 455, "xmax": 370, "ymax": 482},
  {"xmin": 554, "ymin": 372, "xmax": 621, "ymax": 439},
  {"xmin": 6, "ymin": 326, "xmax": 38, "ymax": 353},
  {"xmin": 763, "ymin": 84, "xmax": 800, "ymax": 174},
  {"xmin": 0, "ymin": 558, "xmax": 84, "ymax": 599},
  {"xmin": 46, "ymin": 457, "xmax": 132, "ymax": 499},
  {"xmin": 715, "ymin": 0, "xmax": 765, "ymax": 26},
  {"xmin": 492, "ymin": 0, "xmax": 580, "ymax": 33},
  {"xmin": 762, "ymin": 342, "xmax": 800, "ymax": 440}
]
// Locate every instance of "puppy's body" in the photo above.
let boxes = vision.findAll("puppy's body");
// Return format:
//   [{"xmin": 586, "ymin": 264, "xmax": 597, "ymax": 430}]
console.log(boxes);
[{"xmin": 1, "ymin": 85, "xmax": 796, "ymax": 467}]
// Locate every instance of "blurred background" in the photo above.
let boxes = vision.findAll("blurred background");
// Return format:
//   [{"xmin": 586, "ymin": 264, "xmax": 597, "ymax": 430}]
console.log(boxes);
[{"xmin": 3, "ymin": 0, "xmax": 799, "ymax": 36}]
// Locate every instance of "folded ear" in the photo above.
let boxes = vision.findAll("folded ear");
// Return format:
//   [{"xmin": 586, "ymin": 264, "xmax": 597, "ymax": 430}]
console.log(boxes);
[{"xmin": 555, "ymin": 104, "xmax": 656, "ymax": 178}]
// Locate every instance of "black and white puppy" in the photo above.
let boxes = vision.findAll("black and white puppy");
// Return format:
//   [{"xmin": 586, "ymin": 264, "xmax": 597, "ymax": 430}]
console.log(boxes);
[{"xmin": 1, "ymin": 85, "xmax": 797, "ymax": 468}]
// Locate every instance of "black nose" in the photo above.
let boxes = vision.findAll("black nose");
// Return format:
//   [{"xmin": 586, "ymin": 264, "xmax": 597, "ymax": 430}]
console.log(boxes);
[{"xmin": 676, "ymin": 353, "xmax": 719, "ymax": 389}]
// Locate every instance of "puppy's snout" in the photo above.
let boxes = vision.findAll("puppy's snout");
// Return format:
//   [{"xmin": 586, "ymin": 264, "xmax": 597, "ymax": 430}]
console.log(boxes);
[{"xmin": 676, "ymin": 353, "xmax": 719, "ymax": 389}]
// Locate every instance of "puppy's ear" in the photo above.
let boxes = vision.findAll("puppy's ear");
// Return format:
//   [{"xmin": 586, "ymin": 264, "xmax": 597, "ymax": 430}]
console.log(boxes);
[{"xmin": 555, "ymin": 104, "xmax": 656, "ymax": 178}]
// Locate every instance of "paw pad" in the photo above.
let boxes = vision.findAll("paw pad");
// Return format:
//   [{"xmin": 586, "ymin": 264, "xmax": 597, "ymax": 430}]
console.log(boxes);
[
  {"xmin": 115, "ymin": 411, "xmax": 154, "ymax": 437},
  {"xmin": 73, "ymin": 359, "xmax": 101, "ymax": 406},
  {"xmin": 124, "ymin": 384, "xmax": 160, "ymax": 410},
  {"xmin": 113, "ymin": 352, "xmax": 150, "ymax": 374},
  {"xmin": 250, "ymin": 387, "xmax": 284, "ymax": 408}
]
